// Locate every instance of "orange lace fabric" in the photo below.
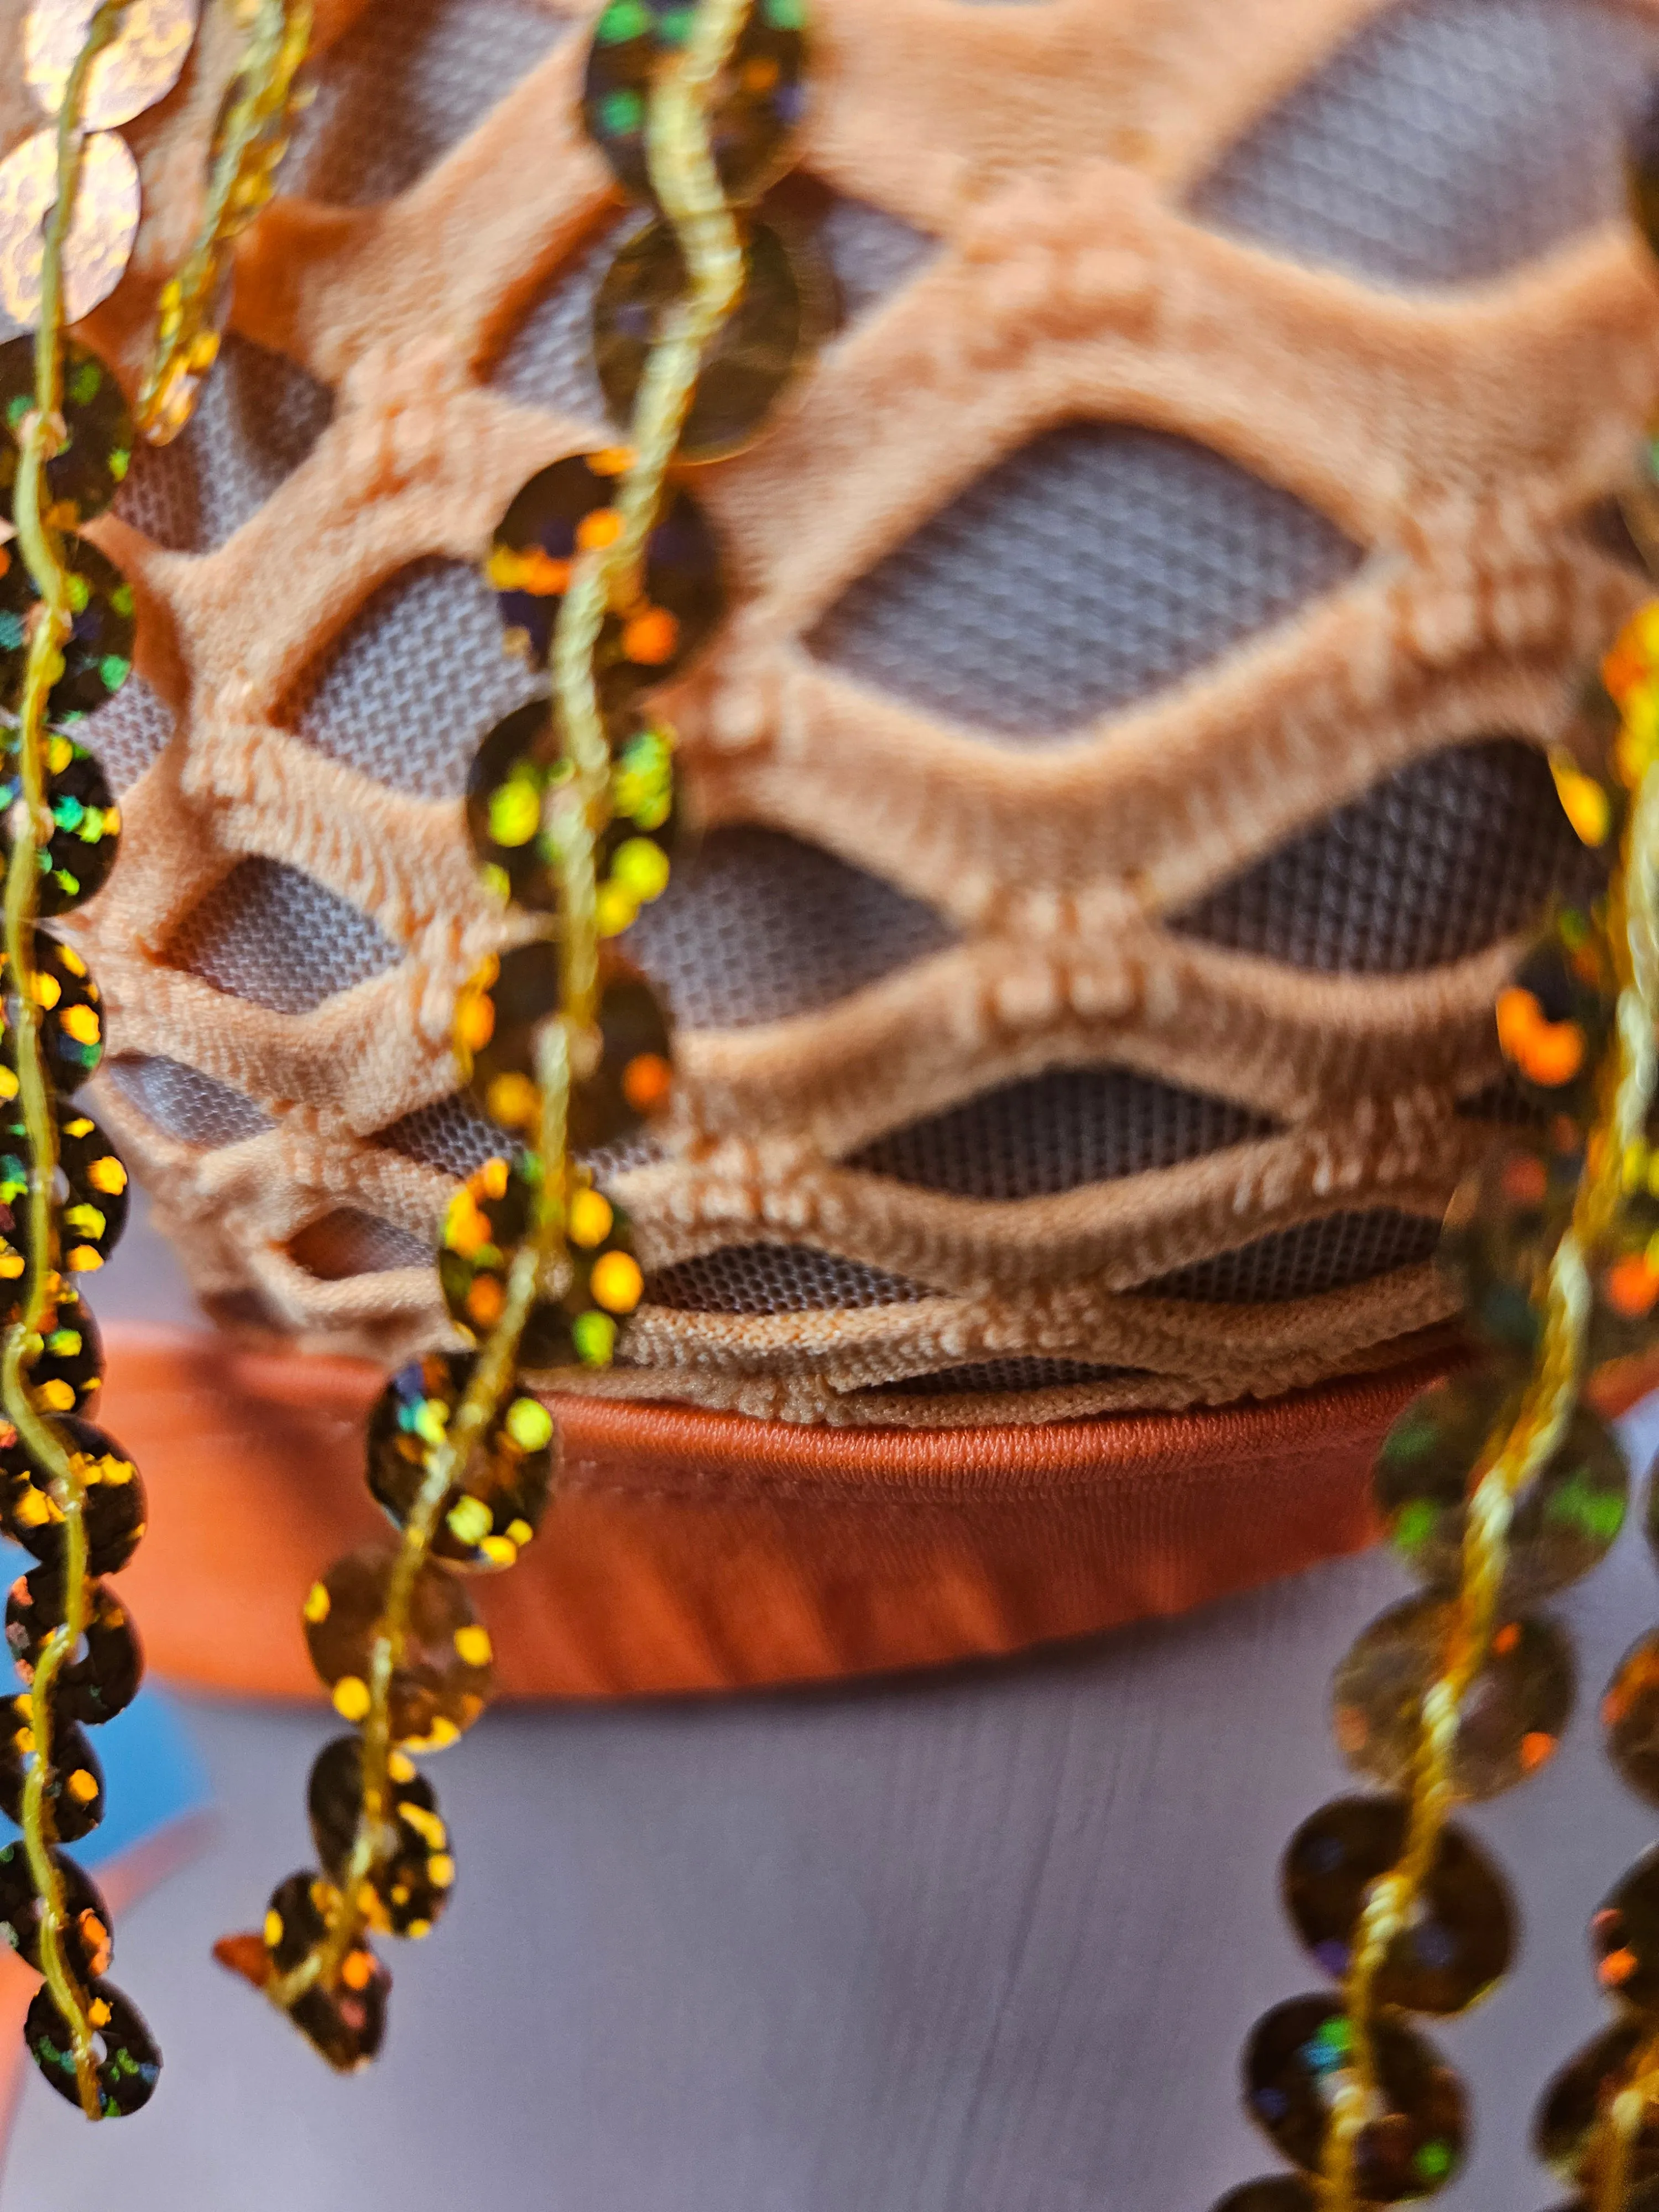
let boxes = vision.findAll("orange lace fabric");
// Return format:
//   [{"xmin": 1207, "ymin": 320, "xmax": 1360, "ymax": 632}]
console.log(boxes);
[{"xmin": 5, "ymin": 0, "xmax": 1656, "ymax": 1426}]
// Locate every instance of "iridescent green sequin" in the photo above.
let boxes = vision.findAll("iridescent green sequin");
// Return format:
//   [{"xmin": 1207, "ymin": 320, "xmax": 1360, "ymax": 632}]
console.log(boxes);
[
  {"xmin": 582, "ymin": 0, "xmax": 808, "ymax": 208},
  {"xmin": 1282, "ymin": 1794, "xmax": 1512, "ymax": 2015},
  {"xmin": 1244, "ymin": 1995, "xmax": 1465, "ymax": 2199},
  {"xmin": 594, "ymin": 217, "xmax": 826, "ymax": 462},
  {"xmin": 0, "ymin": 533, "xmax": 134, "ymax": 726},
  {"xmin": 308, "ymin": 1735, "xmax": 454, "ymax": 1940},
  {"xmin": 27, "ymin": 1978, "xmax": 159, "ymax": 2115},
  {"xmin": 0, "ymin": 724, "xmax": 122, "ymax": 914},
  {"xmin": 487, "ymin": 450, "xmax": 724, "ymax": 683},
  {"xmin": 303, "ymin": 1546, "xmax": 493, "ymax": 1751},
  {"xmin": 0, "ymin": 333, "xmax": 132, "ymax": 528},
  {"xmin": 1375, "ymin": 1369, "xmax": 1626, "ymax": 1603},
  {"xmin": 367, "ymin": 1347, "xmax": 555, "ymax": 1572},
  {"xmin": 1332, "ymin": 1595, "xmax": 1574, "ymax": 1802}
]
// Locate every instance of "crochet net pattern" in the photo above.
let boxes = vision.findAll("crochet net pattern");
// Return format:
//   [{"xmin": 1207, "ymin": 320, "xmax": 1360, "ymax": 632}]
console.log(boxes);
[{"xmin": 7, "ymin": 0, "xmax": 1657, "ymax": 1427}]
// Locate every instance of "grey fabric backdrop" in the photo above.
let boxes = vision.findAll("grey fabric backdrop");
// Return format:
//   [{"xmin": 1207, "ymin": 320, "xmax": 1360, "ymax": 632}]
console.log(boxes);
[{"xmin": 0, "ymin": 1199, "xmax": 1650, "ymax": 2209}]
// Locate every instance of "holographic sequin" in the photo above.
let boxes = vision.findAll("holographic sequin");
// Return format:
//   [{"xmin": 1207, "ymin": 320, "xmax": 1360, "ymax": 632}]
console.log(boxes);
[
  {"xmin": 574, "ymin": 957, "xmax": 675, "ymax": 1149},
  {"xmin": 0, "ymin": 931, "xmax": 107, "ymax": 1098},
  {"xmin": 1603, "ymin": 1627, "xmax": 1659, "ymax": 1808},
  {"xmin": 0, "ymin": 1100, "xmax": 128, "ymax": 1292},
  {"xmin": 222, "ymin": 1869, "xmax": 391, "ymax": 2073},
  {"xmin": 1244, "ymin": 1995, "xmax": 1465, "ymax": 2199},
  {"xmin": 24, "ymin": 1287, "xmax": 103, "ymax": 1415},
  {"xmin": 27, "ymin": 1977, "xmax": 160, "ymax": 2115},
  {"xmin": 0, "ymin": 1839, "xmax": 111, "ymax": 1976},
  {"xmin": 1333, "ymin": 1594, "xmax": 1574, "ymax": 1802},
  {"xmin": 1375, "ymin": 1369, "xmax": 1627, "ymax": 1604},
  {"xmin": 0, "ymin": 335, "xmax": 132, "ymax": 530},
  {"xmin": 24, "ymin": 0, "xmax": 199, "ymax": 131},
  {"xmin": 1591, "ymin": 1845, "xmax": 1659, "ymax": 2013},
  {"xmin": 0, "ymin": 127, "xmax": 140, "ymax": 331},
  {"xmin": 487, "ymin": 450, "xmax": 724, "ymax": 682},
  {"xmin": 0, "ymin": 725, "xmax": 121, "ymax": 916},
  {"xmin": 307, "ymin": 1735, "xmax": 454, "ymax": 1940},
  {"xmin": 0, "ymin": 533, "xmax": 135, "ymax": 726},
  {"xmin": 367, "ymin": 1348, "xmax": 554, "ymax": 1572},
  {"xmin": 4, "ymin": 1561, "xmax": 141, "ymax": 1726},
  {"xmin": 0, "ymin": 1700, "xmax": 105, "ymax": 1843},
  {"xmin": 465, "ymin": 701, "xmax": 561, "ymax": 911},
  {"xmin": 0, "ymin": 1413, "xmax": 144, "ymax": 1577},
  {"xmin": 302, "ymin": 1546, "xmax": 493, "ymax": 1751},
  {"xmin": 1535, "ymin": 2020, "xmax": 1659, "ymax": 2191},
  {"xmin": 594, "ymin": 217, "xmax": 826, "ymax": 462},
  {"xmin": 1282, "ymin": 1795, "xmax": 1513, "ymax": 2015},
  {"xmin": 441, "ymin": 1158, "xmax": 641, "ymax": 1373},
  {"xmin": 1439, "ymin": 1136, "xmax": 1580, "ymax": 1366},
  {"xmin": 582, "ymin": 0, "xmax": 808, "ymax": 207},
  {"xmin": 453, "ymin": 940, "xmax": 560, "ymax": 1138},
  {"xmin": 1495, "ymin": 910, "xmax": 1613, "ymax": 1126}
]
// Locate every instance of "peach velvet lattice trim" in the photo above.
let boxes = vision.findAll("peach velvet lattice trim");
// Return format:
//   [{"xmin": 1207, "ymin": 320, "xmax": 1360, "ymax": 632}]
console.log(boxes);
[{"xmin": 7, "ymin": 0, "xmax": 1656, "ymax": 1422}]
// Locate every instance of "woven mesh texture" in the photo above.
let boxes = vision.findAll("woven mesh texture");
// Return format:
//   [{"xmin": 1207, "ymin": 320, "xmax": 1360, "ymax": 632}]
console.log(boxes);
[{"xmin": 59, "ymin": 0, "xmax": 1659, "ymax": 1425}]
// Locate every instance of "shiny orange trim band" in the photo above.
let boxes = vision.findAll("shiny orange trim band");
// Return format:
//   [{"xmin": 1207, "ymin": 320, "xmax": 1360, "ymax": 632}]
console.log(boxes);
[{"xmin": 92, "ymin": 1323, "xmax": 1475, "ymax": 1700}]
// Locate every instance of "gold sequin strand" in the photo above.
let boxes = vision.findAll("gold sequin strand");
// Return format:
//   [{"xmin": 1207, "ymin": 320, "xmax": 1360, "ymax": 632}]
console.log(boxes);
[
  {"xmin": 134, "ymin": 0, "xmax": 312, "ymax": 444},
  {"xmin": 212, "ymin": 0, "xmax": 802, "ymax": 2072},
  {"xmin": 1207, "ymin": 362, "xmax": 1659, "ymax": 2212},
  {"xmin": 1, "ymin": 0, "xmax": 159, "ymax": 2125}
]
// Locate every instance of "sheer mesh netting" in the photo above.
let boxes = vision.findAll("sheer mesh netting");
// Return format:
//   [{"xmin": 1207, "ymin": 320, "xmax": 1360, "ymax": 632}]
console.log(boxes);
[{"xmin": 55, "ymin": 0, "xmax": 1659, "ymax": 1423}]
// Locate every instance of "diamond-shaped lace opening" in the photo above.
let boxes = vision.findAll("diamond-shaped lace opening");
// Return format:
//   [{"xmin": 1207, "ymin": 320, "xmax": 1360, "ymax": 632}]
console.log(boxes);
[
  {"xmin": 163, "ymin": 857, "xmax": 400, "ymax": 1015},
  {"xmin": 489, "ymin": 184, "xmax": 937, "ymax": 419},
  {"xmin": 1193, "ymin": 0, "xmax": 1659, "ymax": 286},
  {"xmin": 289, "ymin": 1208, "xmax": 430, "ymax": 1280},
  {"xmin": 283, "ymin": 0, "xmax": 567, "ymax": 208},
  {"xmin": 1171, "ymin": 736, "xmax": 1604, "ymax": 973},
  {"xmin": 101, "ymin": 1054, "xmax": 274, "ymax": 1147},
  {"xmin": 79, "ymin": 671, "xmax": 173, "ymax": 794},
  {"xmin": 647, "ymin": 1244, "xmax": 928, "ymax": 1313},
  {"xmin": 877, "ymin": 1358, "xmax": 1145, "ymax": 1397},
  {"xmin": 281, "ymin": 557, "xmax": 544, "ymax": 800},
  {"xmin": 116, "ymin": 332, "xmax": 333, "ymax": 557},
  {"xmin": 807, "ymin": 422, "xmax": 1361, "ymax": 739},
  {"xmin": 851, "ymin": 1068, "xmax": 1274, "ymax": 1201},
  {"xmin": 629, "ymin": 828, "xmax": 954, "ymax": 1031},
  {"xmin": 1147, "ymin": 1209, "xmax": 1439, "ymax": 1302}
]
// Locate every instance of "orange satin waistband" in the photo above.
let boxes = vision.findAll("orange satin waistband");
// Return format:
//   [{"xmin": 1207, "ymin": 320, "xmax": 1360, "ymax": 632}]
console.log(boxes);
[{"xmin": 87, "ymin": 1322, "xmax": 1481, "ymax": 1700}]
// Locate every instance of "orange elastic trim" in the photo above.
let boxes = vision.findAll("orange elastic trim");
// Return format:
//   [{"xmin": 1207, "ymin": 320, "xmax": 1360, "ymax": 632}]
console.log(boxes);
[{"xmin": 96, "ymin": 1323, "xmax": 1463, "ymax": 1700}]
